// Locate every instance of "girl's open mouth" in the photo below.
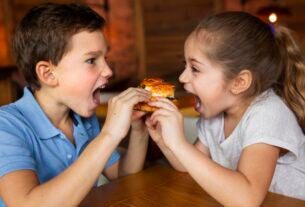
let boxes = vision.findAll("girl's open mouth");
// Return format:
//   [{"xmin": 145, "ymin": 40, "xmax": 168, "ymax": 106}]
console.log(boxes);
[{"xmin": 194, "ymin": 95, "xmax": 202, "ymax": 112}]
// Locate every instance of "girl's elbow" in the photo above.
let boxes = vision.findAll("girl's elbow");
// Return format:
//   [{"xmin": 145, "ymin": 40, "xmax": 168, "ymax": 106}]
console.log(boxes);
[{"xmin": 228, "ymin": 194, "xmax": 264, "ymax": 207}]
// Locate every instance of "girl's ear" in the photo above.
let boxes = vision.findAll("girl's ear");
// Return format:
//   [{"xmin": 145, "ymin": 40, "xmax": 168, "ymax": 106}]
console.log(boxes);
[
  {"xmin": 35, "ymin": 61, "xmax": 58, "ymax": 87},
  {"xmin": 230, "ymin": 69, "xmax": 252, "ymax": 95}
]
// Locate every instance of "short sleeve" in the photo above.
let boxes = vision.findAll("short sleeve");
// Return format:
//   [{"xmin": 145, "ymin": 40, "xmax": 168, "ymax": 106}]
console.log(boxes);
[
  {"xmin": 196, "ymin": 117, "xmax": 209, "ymax": 147},
  {"xmin": 0, "ymin": 130, "xmax": 36, "ymax": 177},
  {"xmin": 240, "ymin": 96, "xmax": 304, "ymax": 164}
]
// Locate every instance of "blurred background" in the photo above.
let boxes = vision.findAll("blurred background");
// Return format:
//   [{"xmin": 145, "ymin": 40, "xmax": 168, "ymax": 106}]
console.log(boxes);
[
  {"xmin": 0, "ymin": 0, "xmax": 305, "ymax": 106},
  {"xmin": 0, "ymin": 0, "xmax": 304, "ymax": 165}
]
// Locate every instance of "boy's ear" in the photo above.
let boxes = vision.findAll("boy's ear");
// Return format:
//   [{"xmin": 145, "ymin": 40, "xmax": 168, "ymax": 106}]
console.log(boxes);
[
  {"xmin": 230, "ymin": 69, "xmax": 252, "ymax": 95},
  {"xmin": 35, "ymin": 61, "xmax": 58, "ymax": 87}
]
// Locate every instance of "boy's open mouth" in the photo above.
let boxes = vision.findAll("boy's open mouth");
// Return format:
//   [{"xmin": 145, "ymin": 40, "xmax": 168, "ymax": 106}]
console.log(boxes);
[{"xmin": 93, "ymin": 85, "xmax": 105, "ymax": 105}]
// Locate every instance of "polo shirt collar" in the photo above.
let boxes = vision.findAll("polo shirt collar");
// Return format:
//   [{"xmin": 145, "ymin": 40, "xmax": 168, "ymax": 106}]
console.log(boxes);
[
  {"xmin": 14, "ymin": 87, "xmax": 93, "ymax": 140},
  {"xmin": 14, "ymin": 87, "xmax": 60, "ymax": 139}
]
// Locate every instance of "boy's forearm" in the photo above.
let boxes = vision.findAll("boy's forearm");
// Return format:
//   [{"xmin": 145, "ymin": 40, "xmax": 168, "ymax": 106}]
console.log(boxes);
[
  {"xmin": 119, "ymin": 126, "xmax": 149, "ymax": 176},
  {"xmin": 21, "ymin": 133, "xmax": 120, "ymax": 207}
]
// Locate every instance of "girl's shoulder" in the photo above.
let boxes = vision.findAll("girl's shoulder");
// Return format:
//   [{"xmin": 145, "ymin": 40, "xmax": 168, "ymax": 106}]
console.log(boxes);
[
  {"xmin": 240, "ymin": 89, "xmax": 305, "ymax": 163},
  {"xmin": 247, "ymin": 89, "xmax": 292, "ymax": 118}
]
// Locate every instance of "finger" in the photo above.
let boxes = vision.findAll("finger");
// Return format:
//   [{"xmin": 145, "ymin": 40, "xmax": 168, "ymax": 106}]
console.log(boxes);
[
  {"xmin": 151, "ymin": 108, "xmax": 174, "ymax": 120},
  {"xmin": 114, "ymin": 87, "xmax": 150, "ymax": 101},
  {"xmin": 122, "ymin": 93, "xmax": 150, "ymax": 107},
  {"xmin": 157, "ymin": 97, "xmax": 177, "ymax": 107},
  {"xmin": 149, "ymin": 109, "xmax": 172, "ymax": 126},
  {"xmin": 145, "ymin": 116, "xmax": 159, "ymax": 129},
  {"xmin": 135, "ymin": 88, "xmax": 151, "ymax": 96},
  {"xmin": 145, "ymin": 118, "xmax": 154, "ymax": 129},
  {"xmin": 132, "ymin": 110, "xmax": 146, "ymax": 120},
  {"xmin": 149, "ymin": 98, "xmax": 178, "ymax": 112},
  {"xmin": 121, "ymin": 88, "xmax": 150, "ymax": 101},
  {"xmin": 115, "ymin": 87, "xmax": 134, "ymax": 98},
  {"xmin": 113, "ymin": 89, "xmax": 150, "ymax": 108}
]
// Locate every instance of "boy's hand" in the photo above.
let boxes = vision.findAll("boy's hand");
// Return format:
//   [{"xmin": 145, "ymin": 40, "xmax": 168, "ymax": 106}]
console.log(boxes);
[
  {"xmin": 130, "ymin": 110, "xmax": 147, "ymax": 135},
  {"xmin": 101, "ymin": 88, "xmax": 150, "ymax": 141},
  {"xmin": 131, "ymin": 110, "xmax": 146, "ymax": 129},
  {"xmin": 147, "ymin": 97, "xmax": 186, "ymax": 148},
  {"xmin": 145, "ymin": 116, "xmax": 163, "ymax": 144}
]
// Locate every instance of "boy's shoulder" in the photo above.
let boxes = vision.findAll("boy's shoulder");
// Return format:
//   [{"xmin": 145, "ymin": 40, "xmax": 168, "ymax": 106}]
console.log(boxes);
[{"xmin": 0, "ymin": 101, "xmax": 30, "ymax": 130}]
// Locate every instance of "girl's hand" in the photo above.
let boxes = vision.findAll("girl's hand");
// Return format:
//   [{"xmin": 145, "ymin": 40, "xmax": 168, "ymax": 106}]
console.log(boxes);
[
  {"xmin": 147, "ymin": 97, "xmax": 186, "ymax": 148},
  {"xmin": 101, "ymin": 88, "xmax": 150, "ymax": 140}
]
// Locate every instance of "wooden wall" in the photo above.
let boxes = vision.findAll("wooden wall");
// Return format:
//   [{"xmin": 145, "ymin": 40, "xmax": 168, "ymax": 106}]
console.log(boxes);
[
  {"xmin": 225, "ymin": 0, "xmax": 305, "ymax": 45},
  {"xmin": 0, "ymin": 0, "xmax": 305, "ymax": 104},
  {"xmin": 137, "ymin": 0, "xmax": 219, "ymax": 80}
]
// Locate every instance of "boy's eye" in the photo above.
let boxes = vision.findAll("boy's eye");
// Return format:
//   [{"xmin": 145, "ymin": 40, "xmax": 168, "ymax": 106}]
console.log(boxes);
[{"xmin": 85, "ymin": 58, "xmax": 96, "ymax": 65}]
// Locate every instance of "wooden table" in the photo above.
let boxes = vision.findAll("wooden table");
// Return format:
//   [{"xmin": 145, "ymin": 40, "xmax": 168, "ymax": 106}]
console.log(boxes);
[{"xmin": 80, "ymin": 164, "xmax": 305, "ymax": 207}]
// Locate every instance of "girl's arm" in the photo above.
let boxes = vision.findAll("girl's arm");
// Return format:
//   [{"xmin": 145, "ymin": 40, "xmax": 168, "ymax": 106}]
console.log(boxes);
[
  {"xmin": 147, "ymin": 119, "xmax": 210, "ymax": 172},
  {"xmin": 149, "ymin": 98, "xmax": 280, "ymax": 207},
  {"xmin": 145, "ymin": 117, "xmax": 186, "ymax": 171},
  {"xmin": 169, "ymin": 139, "xmax": 280, "ymax": 207},
  {"xmin": 145, "ymin": 99, "xmax": 210, "ymax": 172}
]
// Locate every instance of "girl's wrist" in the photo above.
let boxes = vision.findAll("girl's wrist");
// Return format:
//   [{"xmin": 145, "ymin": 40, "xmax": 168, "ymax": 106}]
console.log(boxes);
[{"xmin": 168, "ymin": 136, "xmax": 189, "ymax": 153}]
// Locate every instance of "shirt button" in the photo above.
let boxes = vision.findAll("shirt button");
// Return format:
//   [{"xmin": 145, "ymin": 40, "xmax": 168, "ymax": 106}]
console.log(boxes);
[{"xmin": 67, "ymin": 154, "xmax": 72, "ymax": 159}]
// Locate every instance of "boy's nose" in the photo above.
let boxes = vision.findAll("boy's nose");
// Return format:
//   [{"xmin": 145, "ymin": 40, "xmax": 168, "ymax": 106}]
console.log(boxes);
[{"xmin": 101, "ymin": 63, "xmax": 113, "ymax": 79}]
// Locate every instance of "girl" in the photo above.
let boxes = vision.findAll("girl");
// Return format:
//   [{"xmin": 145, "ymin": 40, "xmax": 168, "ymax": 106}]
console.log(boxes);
[{"xmin": 146, "ymin": 11, "xmax": 305, "ymax": 206}]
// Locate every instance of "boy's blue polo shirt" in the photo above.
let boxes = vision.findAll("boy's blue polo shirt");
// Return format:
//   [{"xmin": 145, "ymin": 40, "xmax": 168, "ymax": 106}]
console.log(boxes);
[{"xmin": 0, "ymin": 87, "xmax": 120, "ymax": 206}]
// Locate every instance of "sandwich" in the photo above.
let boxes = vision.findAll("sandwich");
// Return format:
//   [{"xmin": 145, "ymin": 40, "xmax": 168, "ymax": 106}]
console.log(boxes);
[{"xmin": 134, "ymin": 78, "xmax": 177, "ymax": 112}]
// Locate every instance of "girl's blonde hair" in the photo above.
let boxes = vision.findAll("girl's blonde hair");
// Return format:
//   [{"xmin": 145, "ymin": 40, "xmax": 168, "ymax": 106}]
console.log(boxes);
[{"xmin": 194, "ymin": 12, "xmax": 305, "ymax": 132}]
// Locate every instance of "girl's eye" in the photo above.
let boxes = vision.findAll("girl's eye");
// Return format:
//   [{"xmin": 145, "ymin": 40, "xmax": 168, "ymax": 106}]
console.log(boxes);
[
  {"xmin": 191, "ymin": 66, "xmax": 200, "ymax": 73},
  {"xmin": 85, "ymin": 58, "xmax": 96, "ymax": 65}
]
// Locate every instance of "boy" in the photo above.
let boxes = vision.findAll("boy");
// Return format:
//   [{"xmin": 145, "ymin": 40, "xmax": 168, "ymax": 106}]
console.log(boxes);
[{"xmin": 0, "ymin": 3, "xmax": 150, "ymax": 207}]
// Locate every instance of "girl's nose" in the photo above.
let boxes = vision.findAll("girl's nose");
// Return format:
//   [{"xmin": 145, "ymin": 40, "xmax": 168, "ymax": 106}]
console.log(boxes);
[{"xmin": 179, "ymin": 69, "xmax": 188, "ymax": 83}]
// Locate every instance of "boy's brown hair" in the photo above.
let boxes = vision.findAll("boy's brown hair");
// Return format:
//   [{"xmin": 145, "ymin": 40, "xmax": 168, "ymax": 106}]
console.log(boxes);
[{"xmin": 12, "ymin": 3, "xmax": 105, "ymax": 90}]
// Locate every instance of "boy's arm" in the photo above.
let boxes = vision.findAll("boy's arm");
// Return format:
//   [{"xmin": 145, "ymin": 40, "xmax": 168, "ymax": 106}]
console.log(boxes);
[
  {"xmin": 103, "ymin": 116, "xmax": 149, "ymax": 180},
  {"xmin": 0, "ymin": 133, "xmax": 121, "ymax": 207},
  {"xmin": 0, "ymin": 88, "xmax": 151, "ymax": 207},
  {"xmin": 118, "ymin": 120, "xmax": 149, "ymax": 176}
]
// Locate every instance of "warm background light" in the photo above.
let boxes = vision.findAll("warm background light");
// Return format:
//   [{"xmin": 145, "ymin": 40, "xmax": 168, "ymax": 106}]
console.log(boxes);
[{"xmin": 268, "ymin": 12, "xmax": 278, "ymax": 23}]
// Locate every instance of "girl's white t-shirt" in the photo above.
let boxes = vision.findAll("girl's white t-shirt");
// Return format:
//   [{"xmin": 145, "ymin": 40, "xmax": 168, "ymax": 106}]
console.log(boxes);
[{"xmin": 196, "ymin": 89, "xmax": 305, "ymax": 200}]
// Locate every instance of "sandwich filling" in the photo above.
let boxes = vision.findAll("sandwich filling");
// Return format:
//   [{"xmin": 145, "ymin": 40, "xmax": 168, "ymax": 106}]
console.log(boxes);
[{"xmin": 139, "ymin": 78, "xmax": 175, "ymax": 99}]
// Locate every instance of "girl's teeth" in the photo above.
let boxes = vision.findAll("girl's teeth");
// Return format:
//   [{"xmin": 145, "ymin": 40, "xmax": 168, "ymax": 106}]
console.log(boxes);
[{"xmin": 194, "ymin": 96, "xmax": 201, "ymax": 112}]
